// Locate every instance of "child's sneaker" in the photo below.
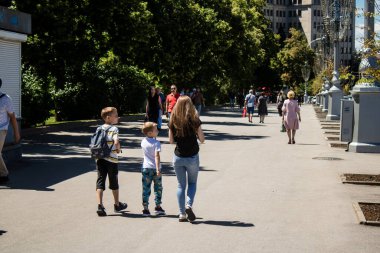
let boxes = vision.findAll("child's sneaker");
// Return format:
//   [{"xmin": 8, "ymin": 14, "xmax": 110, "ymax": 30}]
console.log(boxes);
[
  {"xmin": 178, "ymin": 213, "xmax": 187, "ymax": 222},
  {"xmin": 97, "ymin": 204, "xmax": 107, "ymax": 217},
  {"xmin": 154, "ymin": 206, "xmax": 166, "ymax": 215},
  {"xmin": 114, "ymin": 202, "xmax": 128, "ymax": 212},
  {"xmin": 142, "ymin": 209, "xmax": 151, "ymax": 216},
  {"xmin": 185, "ymin": 207, "xmax": 196, "ymax": 222}
]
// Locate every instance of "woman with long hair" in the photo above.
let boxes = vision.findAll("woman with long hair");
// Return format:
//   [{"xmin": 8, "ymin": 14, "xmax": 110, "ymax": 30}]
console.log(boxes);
[
  {"xmin": 145, "ymin": 86, "xmax": 162, "ymax": 130},
  {"xmin": 282, "ymin": 90, "xmax": 301, "ymax": 144},
  {"xmin": 168, "ymin": 96, "xmax": 205, "ymax": 222}
]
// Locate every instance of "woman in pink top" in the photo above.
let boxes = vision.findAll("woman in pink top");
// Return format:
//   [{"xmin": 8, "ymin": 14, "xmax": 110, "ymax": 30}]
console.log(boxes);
[{"xmin": 282, "ymin": 90, "xmax": 301, "ymax": 144}]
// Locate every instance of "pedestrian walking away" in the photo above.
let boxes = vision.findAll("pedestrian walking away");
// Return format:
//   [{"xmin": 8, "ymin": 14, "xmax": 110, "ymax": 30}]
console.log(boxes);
[
  {"xmin": 168, "ymin": 96, "xmax": 205, "ymax": 222},
  {"xmin": 191, "ymin": 87, "xmax": 205, "ymax": 116},
  {"xmin": 257, "ymin": 93, "xmax": 268, "ymax": 123},
  {"xmin": 140, "ymin": 122, "xmax": 165, "ymax": 216},
  {"xmin": 0, "ymin": 78, "xmax": 21, "ymax": 184},
  {"xmin": 244, "ymin": 89, "xmax": 256, "ymax": 123},
  {"xmin": 282, "ymin": 91, "xmax": 301, "ymax": 144},
  {"xmin": 93, "ymin": 107, "xmax": 128, "ymax": 216}
]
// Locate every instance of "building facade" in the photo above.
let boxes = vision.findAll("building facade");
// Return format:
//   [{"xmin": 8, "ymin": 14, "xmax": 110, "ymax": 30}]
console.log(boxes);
[{"xmin": 263, "ymin": 0, "xmax": 355, "ymax": 66}]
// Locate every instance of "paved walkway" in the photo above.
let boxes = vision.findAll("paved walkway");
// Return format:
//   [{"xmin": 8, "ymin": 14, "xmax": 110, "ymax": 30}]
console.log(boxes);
[{"xmin": 1, "ymin": 105, "xmax": 379, "ymax": 253}]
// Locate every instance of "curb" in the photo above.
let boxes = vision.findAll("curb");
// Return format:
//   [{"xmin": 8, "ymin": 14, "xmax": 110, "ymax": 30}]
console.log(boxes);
[
  {"xmin": 340, "ymin": 174, "xmax": 380, "ymax": 186},
  {"xmin": 353, "ymin": 202, "xmax": 380, "ymax": 226}
]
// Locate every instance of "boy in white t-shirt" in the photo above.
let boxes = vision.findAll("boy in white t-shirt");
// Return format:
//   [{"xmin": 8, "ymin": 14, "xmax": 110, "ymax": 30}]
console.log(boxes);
[{"xmin": 141, "ymin": 122, "xmax": 165, "ymax": 216}]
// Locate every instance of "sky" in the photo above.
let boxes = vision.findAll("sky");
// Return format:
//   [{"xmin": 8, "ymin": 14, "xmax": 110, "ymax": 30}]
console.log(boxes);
[{"xmin": 355, "ymin": 0, "xmax": 379, "ymax": 50}]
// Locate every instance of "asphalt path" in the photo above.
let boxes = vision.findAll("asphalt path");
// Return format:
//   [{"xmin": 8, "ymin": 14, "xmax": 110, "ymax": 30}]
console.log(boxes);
[{"xmin": 1, "ymin": 104, "xmax": 379, "ymax": 253}]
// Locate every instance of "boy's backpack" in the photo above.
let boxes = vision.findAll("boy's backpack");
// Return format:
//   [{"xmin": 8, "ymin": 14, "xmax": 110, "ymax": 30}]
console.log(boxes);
[{"xmin": 89, "ymin": 126, "xmax": 113, "ymax": 159}]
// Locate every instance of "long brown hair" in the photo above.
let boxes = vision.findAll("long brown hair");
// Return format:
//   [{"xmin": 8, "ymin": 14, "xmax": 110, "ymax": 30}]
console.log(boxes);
[{"xmin": 169, "ymin": 96, "xmax": 200, "ymax": 138}]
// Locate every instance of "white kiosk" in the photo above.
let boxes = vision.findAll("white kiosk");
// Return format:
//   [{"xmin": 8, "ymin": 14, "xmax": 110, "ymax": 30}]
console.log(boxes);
[{"xmin": 0, "ymin": 6, "xmax": 31, "ymax": 161}]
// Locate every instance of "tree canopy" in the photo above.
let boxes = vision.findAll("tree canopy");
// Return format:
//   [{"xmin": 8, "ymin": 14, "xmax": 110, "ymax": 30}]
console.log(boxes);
[
  {"xmin": 13, "ymin": 0, "xmax": 278, "ymax": 125},
  {"xmin": 270, "ymin": 28, "xmax": 315, "ymax": 89}
]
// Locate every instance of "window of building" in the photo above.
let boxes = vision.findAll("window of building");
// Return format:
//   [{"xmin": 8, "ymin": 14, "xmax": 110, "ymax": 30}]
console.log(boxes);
[
  {"xmin": 298, "ymin": 10, "xmax": 302, "ymax": 16},
  {"xmin": 289, "ymin": 11, "xmax": 292, "ymax": 17},
  {"xmin": 341, "ymin": 47, "xmax": 344, "ymax": 54},
  {"xmin": 298, "ymin": 0, "xmax": 302, "ymax": 4}
]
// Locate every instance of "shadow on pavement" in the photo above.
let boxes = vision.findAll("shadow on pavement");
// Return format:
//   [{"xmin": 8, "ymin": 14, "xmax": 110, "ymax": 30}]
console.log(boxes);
[
  {"xmin": 0, "ymin": 230, "xmax": 7, "ymax": 236},
  {"xmin": 191, "ymin": 220, "xmax": 254, "ymax": 227},
  {"xmin": 204, "ymin": 130, "xmax": 269, "ymax": 141},
  {"xmin": 202, "ymin": 121, "xmax": 265, "ymax": 127},
  {"xmin": 109, "ymin": 213, "xmax": 179, "ymax": 219},
  {"xmin": 5, "ymin": 127, "xmax": 96, "ymax": 191},
  {"xmin": 2, "ymin": 157, "xmax": 94, "ymax": 191}
]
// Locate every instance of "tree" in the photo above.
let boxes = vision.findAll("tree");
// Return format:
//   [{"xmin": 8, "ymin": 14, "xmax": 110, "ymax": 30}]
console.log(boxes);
[{"xmin": 270, "ymin": 28, "xmax": 315, "ymax": 89}]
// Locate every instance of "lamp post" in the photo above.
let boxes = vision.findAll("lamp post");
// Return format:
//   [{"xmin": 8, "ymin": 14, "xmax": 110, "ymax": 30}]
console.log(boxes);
[
  {"xmin": 301, "ymin": 61, "xmax": 310, "ymax": 104},
  {"xmin": 321, "ymin": 0, "xmax": 354, "ymax": 120}
]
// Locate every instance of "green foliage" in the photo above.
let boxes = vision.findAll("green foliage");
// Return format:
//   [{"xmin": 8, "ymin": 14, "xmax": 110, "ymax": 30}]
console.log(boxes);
[
  {"xmin": 53, "ymin": 55, "xmax": 152, "ymax": 121},
  {"xmin": 15, "ymin": 0, "xmax": 279, "ymax": 123},
  {"xmin": 21, "ymin": 66, "xmax": 52, "ymax": 127},
  {"xmin": 270, "ymin": 28, "xmax": 315, "ymax": 89}
]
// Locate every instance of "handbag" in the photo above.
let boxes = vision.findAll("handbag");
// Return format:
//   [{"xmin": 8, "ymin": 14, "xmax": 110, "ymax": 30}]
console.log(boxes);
[{"xmin": 242, "ymin": 107, "xmax": 247, "ymax": 117}]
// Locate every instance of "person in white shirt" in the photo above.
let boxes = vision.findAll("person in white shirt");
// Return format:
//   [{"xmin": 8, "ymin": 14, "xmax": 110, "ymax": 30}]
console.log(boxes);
[
  {"xmin": 0, "ymin": 78, "xmax": 20, "ymax": 184},
  {"xmin": 244, "ymin": 89, "xmax": 256, "ymax": 123},
  {"xmin": 141, "ymin": 122, "xmax": 165, "ymax": 216}
]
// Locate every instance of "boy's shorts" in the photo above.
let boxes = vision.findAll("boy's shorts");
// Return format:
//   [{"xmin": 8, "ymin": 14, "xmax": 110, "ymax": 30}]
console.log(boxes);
[
  {"xmin": 96, "ymin": 159, "xmax": 119, "ymax": 190},
  {"xmin": 247, "ymin": 107, "xmax": 254, "ymax": 114}
]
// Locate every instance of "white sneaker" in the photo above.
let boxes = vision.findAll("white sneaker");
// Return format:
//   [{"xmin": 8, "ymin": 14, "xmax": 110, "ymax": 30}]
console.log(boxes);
[{"xmin": 179, "ymin": 213, "xmax": 187, "ymax": 222}]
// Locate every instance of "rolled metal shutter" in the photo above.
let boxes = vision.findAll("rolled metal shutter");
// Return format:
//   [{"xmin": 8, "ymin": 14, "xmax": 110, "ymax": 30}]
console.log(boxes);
[{"xmin": 0, "ymin": 39, "xmax": 21, "ymax": 117}]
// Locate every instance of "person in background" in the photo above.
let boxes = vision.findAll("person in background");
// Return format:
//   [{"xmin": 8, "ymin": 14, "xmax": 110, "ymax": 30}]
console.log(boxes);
[
  {"xmin": 237, "ymin": 92, "xmax": 245, "ymax": 109},
  {"xmin": 244, "ymin": 89, "xmax": 256, "ymax": 123},
  {"xmin": 282, "ymin": 90, "xmax": 301, "ymax": 144},
  {"xmin": 145, "ymin": 86, "xmax": 162, "ymax": 130},
  {"xmin": 228, "ymin": 90, "xmax": 235, "ymax": 110},
  {"xmin": 191, "ymin": 88, "xmax": 205, "ymax": 116},
  {"xmin": 156, "ymin": 87, "xmax": 165, "ymax": 130},
  {"xmin": 0, "ymin": 78, "xmax": 21, "ymax": 184},
  {"xmin": 166, "ymin": 85, "xmax": 180, "ymax": 120},
  {"xmin": 257, "ymin": 92, "xmax": 268, "ymax": 123}
]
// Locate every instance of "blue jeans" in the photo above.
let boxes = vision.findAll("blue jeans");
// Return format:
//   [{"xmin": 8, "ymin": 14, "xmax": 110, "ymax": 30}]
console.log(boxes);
[
  {"xmin": 157, "ymin": 109, "xmax": 162, "ymax": 130},
  {"xmin": 173, "ymin": 154, "xmax": 199, "ymax": 214},
  {"xmin": 195, "ymin": 105, "xmax": 202, "ymax": 115}
]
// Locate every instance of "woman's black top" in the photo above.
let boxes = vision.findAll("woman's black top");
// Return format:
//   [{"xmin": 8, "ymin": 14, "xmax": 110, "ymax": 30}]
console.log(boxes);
[{"xmin": 172, "ymin": 121, "xmax": 201, "ymax": 157}]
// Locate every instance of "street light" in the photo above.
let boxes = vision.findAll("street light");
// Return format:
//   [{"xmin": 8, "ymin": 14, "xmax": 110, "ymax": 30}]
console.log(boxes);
[{"xmin": 301, "ymin": 61, "xmax": 310, "ymax": 103}]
